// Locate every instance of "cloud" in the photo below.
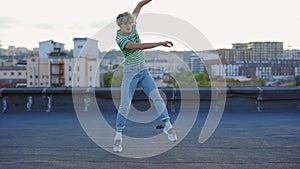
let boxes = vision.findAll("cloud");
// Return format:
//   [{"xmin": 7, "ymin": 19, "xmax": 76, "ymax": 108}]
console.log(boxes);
[
  {"xmin": 88, "ymin": 20, "xmax": 113, "ymax": 29},
  {"xmin": 0, "ymin": 17, "xmax": 20, "ymax": 29},
  {"xmin": 32, "ymin": 23, "xmax": 57, "ymax": 30}
]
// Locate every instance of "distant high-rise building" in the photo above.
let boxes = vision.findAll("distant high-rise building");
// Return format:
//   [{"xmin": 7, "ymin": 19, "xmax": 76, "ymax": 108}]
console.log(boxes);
[
  {"xmin": 283, "ymin": 49, "xmax": 300, "ymax": 59},
  {"xmin": 73, "ymin": 38, "xmax": 99, "ymax": 58},
  {"xmin": 189, "ymin": 53, "xmax": 204, "ymax": 74},
  {"xmin": 232, "ymin": 42, "xmax": 283, "ymax": 61},
  {"xmin": 217, "ymin": 48, "xmax": 252, "ymax": 64},
  {"xmin": 249, "ymin": 42, "xmax": 283, "ymax": 61},
  {"xmin": 232, "ymin": 43, "xmax": 248, "ymax": 49}
]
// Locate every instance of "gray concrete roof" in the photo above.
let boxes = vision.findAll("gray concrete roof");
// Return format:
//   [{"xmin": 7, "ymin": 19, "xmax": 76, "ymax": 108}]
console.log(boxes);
[{"xmin": 0, "ymin": 87, "xmax": 299, "ymax": 168}]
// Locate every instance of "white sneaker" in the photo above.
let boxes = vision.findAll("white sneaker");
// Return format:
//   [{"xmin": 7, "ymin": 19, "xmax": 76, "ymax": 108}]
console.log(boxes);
[
  {"xmin": 113, "ymin": 134, "xmax": 123, "ymax": 153},
  {"xmin": 163, "ymin": 127, "xmax": 177, "ymax": 142}
]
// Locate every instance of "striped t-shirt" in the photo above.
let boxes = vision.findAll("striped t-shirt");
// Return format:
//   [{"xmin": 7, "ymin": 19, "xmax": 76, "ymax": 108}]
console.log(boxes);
[{"xmin": 116, "ymin": 24, "xmax": 145, "ymax": 66}]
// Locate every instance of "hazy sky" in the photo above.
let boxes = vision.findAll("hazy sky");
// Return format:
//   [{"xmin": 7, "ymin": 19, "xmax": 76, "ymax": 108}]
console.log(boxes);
[{"xmin": 0, "ymin": 0, "xmax": 299, "ymax": 51}]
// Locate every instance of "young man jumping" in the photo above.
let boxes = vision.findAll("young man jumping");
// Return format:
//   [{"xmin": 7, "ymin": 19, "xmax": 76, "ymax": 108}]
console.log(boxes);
[{"xmin": 113, "ymin": 0, "xmax": 177, "ymax": 153}]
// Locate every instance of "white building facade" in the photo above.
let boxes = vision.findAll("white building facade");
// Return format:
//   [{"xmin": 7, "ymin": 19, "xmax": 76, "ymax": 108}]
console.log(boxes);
[
  {"xmin": 26, "ymin": 57, "xmax": 51, "ymax": 87},
  {"xmin": 39, "ymin": 40, "xmax": 65, "ymax": 58},
  {"xmin": 256, "ymin": 66, "xmax": 272, "ymax": 80},
  {"xmin": 73, "ymin": 38, "xmax": 99, "ymax": 58},
  {"xmin": 64, "ymin": 57, "xmax": 100, "ymax": 87}
]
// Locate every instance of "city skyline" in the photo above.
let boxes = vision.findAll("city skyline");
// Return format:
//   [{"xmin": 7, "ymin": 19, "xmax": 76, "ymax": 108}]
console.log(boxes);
[{"xmin": 0, "ymin": 0, "xmax": 300, "ymax": 51}]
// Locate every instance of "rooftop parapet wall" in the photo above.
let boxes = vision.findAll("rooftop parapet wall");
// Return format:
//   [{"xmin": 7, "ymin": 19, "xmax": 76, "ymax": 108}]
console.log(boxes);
[{"xmin": 0, "ymin": 87, "xmax": 299, "ymax": 114}]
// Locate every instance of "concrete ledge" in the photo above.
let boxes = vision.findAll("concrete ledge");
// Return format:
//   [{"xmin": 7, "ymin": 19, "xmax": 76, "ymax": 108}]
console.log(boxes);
[{"xmin": 0, "ymin": 87, "xmax": 299, "ymax": 114}]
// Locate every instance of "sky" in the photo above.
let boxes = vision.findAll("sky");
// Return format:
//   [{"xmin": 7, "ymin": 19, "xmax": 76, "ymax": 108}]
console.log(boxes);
[{"xmin": 0, "ymin": 0, "xmax": 300, "ymax": 51}]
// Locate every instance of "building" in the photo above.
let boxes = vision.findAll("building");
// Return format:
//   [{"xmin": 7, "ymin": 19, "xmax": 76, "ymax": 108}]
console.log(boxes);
[
  {"xmin": 7, "ymin": 46, "xmax": 16, "ymax": 56},
  {"xmin": 0, "ymin": 58, "xmax": 18, "ymax": 67},
  {"xmin": 189, "ymin": 53, "xmax": 205, "ymax": 74},
  {"xmin": 27, "ymin": 56, "xmax": 100, "ymax": 88},
  {"xmin": 232, "ymin": 42, "xmax": 283, "ymax": 61},
  {"xmin": 223, "ymin": 64, "xmax": 240, "ymax": 77},
  {"xmin": 64, "ymin": 57, "xmax": 100, "ymax": 87},
  {"xmin": 217, "ymin": 48, "xmax": 252, "ymax": 64},
  {"xmin": 39, "ymin": 40, "xmax": 66, "ymax": 58},
  {"xmin": 26, "ymin": 57, "xmax": 50, "ymax": 87},
  {"xmin": 0, "ymin": 66, "xmax": 27, "ymax": 80},
  {"xmin": 148, "ymin": 67, "xmax": 164, "ymax": 79},
  {"xmin": 0, "ymin": 66, "xmax": 27, "ymax": 88},
  {"xmin": 16, "ymin": 47, "xmax": 31, "ymax": 57},
  {"xmin": 73, "ymin": 38, "xmax": 99, "ymax": 58},
  {"xmin": 50, "ymin": 58, "xmax": 65, "ymax": 87},
  {"xmin": 32, "ymin": 48, "xmax": 39, "ymax": 56},
  {"xmin": 256, "ymin": 66, "xmax": 272, "ymax": 80},
  {"xmin": 283, "ymin": 49, "xmax": 300, "ymax": 59}
]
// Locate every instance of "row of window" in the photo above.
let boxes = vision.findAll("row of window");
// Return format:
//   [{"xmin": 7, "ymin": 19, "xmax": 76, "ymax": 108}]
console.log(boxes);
[
  {"xmin": 2, "ymin": 72, "xmax": 25, "ymax": 76},
  {"xmin": 68, "ymin": 76, "xmax": 94, "ymax": 82},
  {"xmin": 29, "ymin": 75, "xmax": 49, "ymax": 79},
  {"xmin": 68, "ymin": 66, "xmax": 93, "ymax": 72},
  {"xmin": 29, "ymin": 82, "xmax": 49, "ymax": 86}
]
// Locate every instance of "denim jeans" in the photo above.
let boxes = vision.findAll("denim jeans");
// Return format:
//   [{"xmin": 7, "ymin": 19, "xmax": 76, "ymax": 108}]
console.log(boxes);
[{"xmin": 116, "ymin": 64, "xmax": 170, "ymax": 131}]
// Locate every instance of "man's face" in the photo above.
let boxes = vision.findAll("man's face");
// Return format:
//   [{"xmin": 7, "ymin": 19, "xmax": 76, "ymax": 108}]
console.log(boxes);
[{"xmin": 119, "ymin": 22, "xmax": 133, "ymax": 34}]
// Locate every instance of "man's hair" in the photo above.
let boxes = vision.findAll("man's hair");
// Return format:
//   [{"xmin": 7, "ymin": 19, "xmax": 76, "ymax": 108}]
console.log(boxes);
[{"xmin": 116, "ymin": 12, "xmax": 135, "ymax": 26}]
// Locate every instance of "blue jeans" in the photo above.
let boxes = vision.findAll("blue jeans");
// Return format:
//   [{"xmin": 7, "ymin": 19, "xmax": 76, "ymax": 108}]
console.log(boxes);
[{"xmin": 116, "ymin": 64, "xmax": 170, "ymax": 131}]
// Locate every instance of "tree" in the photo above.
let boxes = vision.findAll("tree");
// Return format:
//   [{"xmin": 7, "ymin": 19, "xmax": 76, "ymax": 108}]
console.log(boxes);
[
  {"xmin": 173, "ymin": 71, "xmax": 196, "ymax": 88},
  {"xmin": 259, "ymin": 78, "xmax": 266, "ymax": 87},
  {"xmin": 194, "ymin": 72, "xmax": 210, "ymax": 87},
  {"xmin": 103, "ymin": 72, "xmax": 113, "ymax": 87},
  {"xmin": 295, "ymin": 75, "xmax": 300, "ymax": 86},
  {"xmin": 112, "ymin": 64, "xmax": 119, "ymax": 69}
]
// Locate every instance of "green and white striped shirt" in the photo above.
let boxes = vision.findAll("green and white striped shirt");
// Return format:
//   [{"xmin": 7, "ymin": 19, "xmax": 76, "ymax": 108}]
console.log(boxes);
[{"xmin": 116, "ymin": 24, "xmax": 145, "ymax": 66}]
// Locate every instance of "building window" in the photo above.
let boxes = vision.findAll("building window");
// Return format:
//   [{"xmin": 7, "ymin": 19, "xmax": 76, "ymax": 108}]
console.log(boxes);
[
  {"xmin": 77, "ymin": 66, "xmax": 79, "ymax": 71},
  {"xmin": 3, "ymin": 72, "xmax": 6, "ymax": 76},
  {"xmin": 35, "ymin": 75, "xmax": 38, "ymax": 78},
  {"xmin": 18, "ymin": 72, "xmax": 22, "ymax": 76},
  {"xmin": 90, "ymin": 76, "xmax": 92, "ymax": 81},
  {"xmin": 78, "ymin": 45, "xmax": 83, "ymax": 49},
  {"xmin": 11, "ymin": 72, "xmax": 14, "ymax": 75},
  {"xmin": 32, "ymin": 58, "xmax": 36, "ymax": 62},
  {"xmin": 77, "ymin": 76, "xmax": 80, "ymax": 82},
  {"xmin": 30, "ymin": 82, "xmax": 33, "ymax": 85},
  {"xmin": 40, "ymin": 83, "xmax": 43, "ymax": 86},
  {"xmin": 89, "ymin": 66, "xmax": 92, "ymax": 71},
  {"xmin": 69, "ymin": 66, "xmax": 72, "ymax": 72},
  {"xmin": 30, "ymin": 75, "xmax": 33, "ymax": 79},
  {"xmin": 69, "ymin": 76, "xmax": 72, "ymax": 81}
]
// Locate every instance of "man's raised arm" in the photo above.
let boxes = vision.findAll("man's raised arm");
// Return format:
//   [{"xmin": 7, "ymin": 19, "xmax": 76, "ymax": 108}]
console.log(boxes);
[{"xmin": 132, "ymin": 0, "xmax": 152, "ymax": 19}]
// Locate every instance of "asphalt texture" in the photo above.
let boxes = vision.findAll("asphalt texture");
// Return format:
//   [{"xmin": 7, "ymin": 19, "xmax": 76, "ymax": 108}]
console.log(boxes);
[{"xmin": 0, "ymin": 102, "xmax": 300, "ymax": 169}]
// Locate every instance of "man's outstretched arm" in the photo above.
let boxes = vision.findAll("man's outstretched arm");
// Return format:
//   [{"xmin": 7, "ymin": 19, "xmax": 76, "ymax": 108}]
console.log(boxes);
[
  {"xmin": 125, "ymin": 41, "xmax": 173, "ymax": 50},
  {"xmin": 132, "ymin": 0, "xmax": 152, "ymax": 19}
]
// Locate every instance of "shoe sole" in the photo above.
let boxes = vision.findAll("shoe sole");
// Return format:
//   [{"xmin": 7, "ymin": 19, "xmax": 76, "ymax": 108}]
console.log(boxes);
[
  {"xmin": 164, "ymin": 128, "xmax": 177, "ymax": 142},
  {"xmin": 113, "ymin": 146, "xmax": 122, "ymax": 153}
]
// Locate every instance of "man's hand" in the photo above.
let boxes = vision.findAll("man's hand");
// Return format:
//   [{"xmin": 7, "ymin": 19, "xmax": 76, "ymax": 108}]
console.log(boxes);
[
  {"xmin": 133, "ymin": 0, "xmax": 152, "ymax": 19},
  {"xmin": 160, "ymin": 41, "xmax": 174, "ymax": 48}
]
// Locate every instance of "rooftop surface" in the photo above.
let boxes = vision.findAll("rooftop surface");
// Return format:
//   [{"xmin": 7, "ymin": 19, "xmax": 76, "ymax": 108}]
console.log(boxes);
[{"xmin": 0, "ymin": 88, "xmax": 299, "ymax": 168}]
